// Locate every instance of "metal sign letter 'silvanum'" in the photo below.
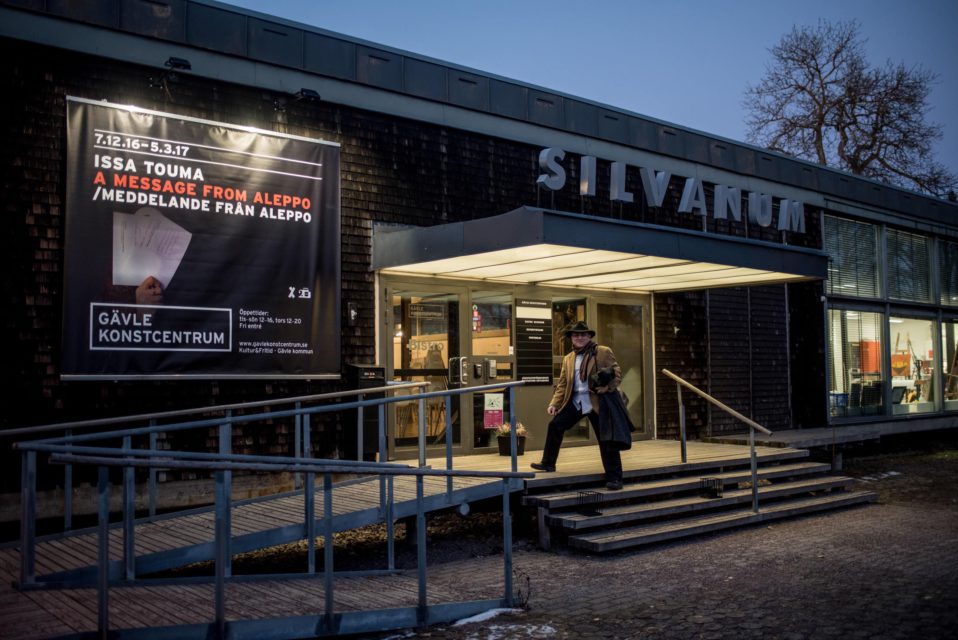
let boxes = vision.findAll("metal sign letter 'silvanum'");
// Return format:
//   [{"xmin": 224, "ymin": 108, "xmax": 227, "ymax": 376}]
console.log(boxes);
[{"xmin": 536, "ymin": 147, "xmax": 806, "ymax": 234}]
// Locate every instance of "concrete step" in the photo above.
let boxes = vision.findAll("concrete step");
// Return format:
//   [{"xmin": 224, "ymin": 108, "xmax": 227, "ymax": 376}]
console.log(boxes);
[
  {"xmin": 525, "ymin": 448, "xmax": 810, "ymax": 491},
  {"xmin": 548, "ymin": 475, "xmax": 855, "ymax": 530},
  {"xmin": 567, "ymin": 490, "xmax": 878, "ymax": 553},
  {"xmin": 524, "ymin": 461, "xmax": 831, "ymax": 509}
]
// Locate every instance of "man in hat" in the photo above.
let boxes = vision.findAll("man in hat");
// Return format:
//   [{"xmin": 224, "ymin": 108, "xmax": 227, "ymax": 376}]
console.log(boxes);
[{"xmin": 532, "ymin": 321, "xmax": 625, "ymax": 490}]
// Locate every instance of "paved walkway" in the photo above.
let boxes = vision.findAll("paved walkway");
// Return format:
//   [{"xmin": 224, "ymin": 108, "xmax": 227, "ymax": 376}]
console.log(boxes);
[{"xmin": 394, "ymin": 479, "xmax": 958, "ymax": 639}]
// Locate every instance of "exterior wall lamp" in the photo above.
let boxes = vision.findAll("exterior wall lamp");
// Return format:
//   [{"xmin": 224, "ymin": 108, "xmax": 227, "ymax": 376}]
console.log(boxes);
[
  {"xmin": 165, "ymin": 56, "xmax": 192, "ymax": 71},
  {"xmin": 295, "ymin": 88, "xmax": 321, "ymax": 102}
]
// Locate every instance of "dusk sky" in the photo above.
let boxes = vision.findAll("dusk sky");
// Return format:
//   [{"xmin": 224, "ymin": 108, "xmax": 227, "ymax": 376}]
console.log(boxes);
[{"xmin": 225, "ymin": 0, "xmax": 958, "ymax": 190}]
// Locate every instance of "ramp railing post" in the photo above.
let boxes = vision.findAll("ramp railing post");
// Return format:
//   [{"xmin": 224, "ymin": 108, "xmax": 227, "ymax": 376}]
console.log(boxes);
[
  {"xmin": 386, "ymin": 475, "xmax": 395, "ymax": 570},
  {"xmin": 148, "ymin": 423, "xmax": 157, "ymax": 519},
  {"xmin": 749, "ymin": 427, "xmax": 760, "ymax": 513},
  {"xmin": 379, "ymin": 404, "xmax": 387, "ymax": 514},
  {"xmin": 676, "ymin": 382, "xmax": 687, "ymax": 463},
  {"xmin": 217, "ymin": 413, "xmax": 232, "ymax": 578},
  {"xmin": 509, "ymin": 386, "xmax": 518, "ymax": 473},
  {"xmin": 294, "ymin": 402, "xmax": 302, "ymax": 490},
  {"xmin": 64, "ymin": 428, "xmax": 73, "ymax": 531},
  {"xmin": 304, "ymin": 413, "xmax": 316, "ymax": 528},
  {"xmin": 20, "ymin": 449, "xmax": 36, "ymax": 586},
  {"xmin": 97, "ymin": 466, "xmax": 110, "ymax": 640},
  {"xmin": 122, "ymin": 435, "xmax": 135, "ymax": 580},
  {"xmin": 417, "ymin": 397, "xmax": 426, "ymax": 468},
  {"xmin": 416, "ymin": 474, "xmax": 427, "ymax": 626},
  {"xmin": 445, "ymin": 394, "xmax": 453, "ymax": 497},
  {"xmin": 323, "ymin": 472, "xmax": 334, "ymax": 632},
  {"xmin": 357, "ymin": 393, "xmax": 365, "ymax": 461},
  {"xmin": 378, "ymin": 403, "xmax": 387, "ymax": 463},
  {"xmin": 502, "ymin": 478, "xmax": 513, "ymax": 607},
  {"xmin": 303, "ymin": 412, "xmax": 311, "ymax": 463},
  {"xmin": 305, "ymin": 468, "xmax": 315, "ymax": 574},
  {"xmin": 214, "ymin": 464, "xmax": 227, "ymax": 640}
]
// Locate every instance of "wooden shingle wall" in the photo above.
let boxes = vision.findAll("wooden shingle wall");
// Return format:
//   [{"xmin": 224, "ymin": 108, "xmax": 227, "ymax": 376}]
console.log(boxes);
[{"xmin": 1, "ymin": 38, "xmax": 820, "ymax": 492}]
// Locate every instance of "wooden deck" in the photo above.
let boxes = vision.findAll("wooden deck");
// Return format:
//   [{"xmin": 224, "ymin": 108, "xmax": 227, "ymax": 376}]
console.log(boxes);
[
  {"xmin": 29, "ymin": 474, "xmax": 505, "ymax": 584},
  {"xmin": 0, "ymin": 550, "xmax": 508, "ymax": 639},
  {"xmin": 705, "ymin": 426, "xmax": 885, "ymax": 470},
  {"xmin": 440, "ymin": 438, "xmax": 807, "ymax": 489},
  {"xmin": 706, "ymin": 426, "xmax": 882, "ymax": 448},
  {"xmin": 26, "ymin": 440, "xmax": 797, "ymax": 582},
  {"xmin": 2, "ymin": 439, "xmax": 802, "ymax": 639}
]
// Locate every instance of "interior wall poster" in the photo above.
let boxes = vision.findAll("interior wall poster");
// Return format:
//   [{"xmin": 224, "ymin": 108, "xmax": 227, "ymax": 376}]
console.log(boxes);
[{"xmin": 62, "ymin": 97, "xmax": 341, "ymax": 379}]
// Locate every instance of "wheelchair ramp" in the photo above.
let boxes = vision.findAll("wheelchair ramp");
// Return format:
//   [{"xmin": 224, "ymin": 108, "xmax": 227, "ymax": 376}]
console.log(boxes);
[{"xmin": 27, "ymin": 474, "xmax": 516, "ymax": 587}]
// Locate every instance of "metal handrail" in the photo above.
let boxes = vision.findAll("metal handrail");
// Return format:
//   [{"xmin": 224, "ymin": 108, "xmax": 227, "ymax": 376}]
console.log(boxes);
[
  {"xmin": 661, "ymin": 369, "xmax": 772, "ymax": 436},
  {"xmin": 42, "ymin": 450, "xmax": 533, "ymax": 638},
  {"xmin": 7, "ymin": 380, "xmax": 430, "ymax": 536},
  {"xmin": 14, "ymin": 379, "xmax": 529, "ymax": 589},
  {"xmin": 48, "ymin": 452, "xmax": 533, "ymax": 479},
  {"xmin": 661, "ymin": 368, "xmax": 772, "ymax": 513},
  {"xmin": 2, "ymin": 381, "xmax": 428, "ymax": 438},
  {"xmin": 16, "ymin": 381, "xmax": 526, "ymax": 463}
]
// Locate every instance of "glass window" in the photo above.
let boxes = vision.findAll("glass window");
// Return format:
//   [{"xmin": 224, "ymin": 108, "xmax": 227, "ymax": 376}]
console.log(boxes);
[
  {"xmin": 828, "ymin": 309, "xmax": 885, "ymax": 418},
  {"xmin": 940, "ymin": 241, "xmax": 958, "ymax": 306},
  {"xmin": 889, "ymin": 316, "xmax": 935, "ymax": 414},
  {"xmin": 887, "ymin": 229, "xmax": 932, "ymax": 303},
  {"xmin": 597, "ymin": 303, "xmax": 645, "ymax": 436},
  {"xmin": 552, "ymin": 298, "xmax": 586, "ymax": 358},
  {"xmin": 470, "ymin": 291, "xmax": 513, "ymax": 360},
  {"xmin": 824, "ymin": 216, "xmax": 880, "ymax": 298},
  {"xmin": 943, "ymin": 321, "xmax": 958, "ymax": 411}
]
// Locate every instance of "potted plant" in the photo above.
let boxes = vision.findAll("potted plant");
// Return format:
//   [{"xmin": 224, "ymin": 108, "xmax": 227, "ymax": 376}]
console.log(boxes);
[{"xmin": 494, "ymin": 422, "xmax": 527, "ymax": 456}]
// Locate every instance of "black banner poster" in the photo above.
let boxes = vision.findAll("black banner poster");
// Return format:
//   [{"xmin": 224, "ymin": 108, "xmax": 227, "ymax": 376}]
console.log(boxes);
[{"xmin": 62, "ymin": 98, "xmax": 341, "ymax": 378}]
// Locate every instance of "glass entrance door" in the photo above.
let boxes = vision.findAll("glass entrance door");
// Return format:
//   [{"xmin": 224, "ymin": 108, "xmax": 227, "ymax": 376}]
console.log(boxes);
[
  {"xmin": 550, "ymin": 296, "xmax": 592, "ymax": 443},
  {"xmin": 596, "ymin": 301, "xmax": 652, "ymax": 438},
  {"xmin": 388, "ymin": 288, "xmax": 461, "ymax": 454},
  {"xmin": 381, "ymin": 280, "xmax": 653, "ymax": 456},
  {"xmin": 470, "ymin": 291, "xmax": 514, "ymax": 448}
]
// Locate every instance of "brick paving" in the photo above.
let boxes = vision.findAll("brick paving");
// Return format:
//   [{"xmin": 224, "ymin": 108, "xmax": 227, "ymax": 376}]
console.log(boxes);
[{"xmin": 384, "ymin": 479, "xmax": 958, "ymax": 639}]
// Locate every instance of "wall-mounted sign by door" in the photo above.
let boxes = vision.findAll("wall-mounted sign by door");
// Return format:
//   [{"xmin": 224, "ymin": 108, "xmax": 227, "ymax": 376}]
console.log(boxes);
[
  {"xmin": 515, "ymin": 299, "xmax": 552, "ymax": 385},
  {"xmin": 483, "ymin": 392, "xmax": 504, "ymax": 429}
]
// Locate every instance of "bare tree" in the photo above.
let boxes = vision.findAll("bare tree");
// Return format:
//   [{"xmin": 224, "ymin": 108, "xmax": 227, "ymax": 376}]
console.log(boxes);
[{"xmin": 744, "ymin": 20, "xmax": 956, "ymax": 198}]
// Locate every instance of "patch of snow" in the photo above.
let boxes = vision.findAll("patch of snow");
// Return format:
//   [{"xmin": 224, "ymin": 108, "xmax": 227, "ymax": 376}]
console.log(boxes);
[
  {"xmin": 453, "ymin": 608, "xmax": 524, "ymax": 626},
  {"xmin": 452, "ymin": 609, "xmax": 558, "ymax": 639},
  {"xmin": 462, "ymin": 623, "xmax": 557, "ymax": 639},
  {"xmin": 859, "ymin": 471, "xmax": 902, "ymax": 482}
]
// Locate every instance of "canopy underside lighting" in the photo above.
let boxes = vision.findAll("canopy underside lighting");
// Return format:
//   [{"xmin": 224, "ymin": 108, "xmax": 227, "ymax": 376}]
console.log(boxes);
[
  {"xmin": 373, "ymin": 207, "xmax": 826, "ymax": 293},
  {"xmin": 380, "ymin": 244, "xmax": 806, "ymax": 292}
]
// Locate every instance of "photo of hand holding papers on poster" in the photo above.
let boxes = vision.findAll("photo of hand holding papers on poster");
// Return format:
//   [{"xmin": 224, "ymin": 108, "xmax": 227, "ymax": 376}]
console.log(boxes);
[
  {"xmin": 62, "ymin": 98, "xmax": 341, "ymax": 379},
  {"xmin": 112, "ymin": 207, "xmax": 192, "ymax": 306}
]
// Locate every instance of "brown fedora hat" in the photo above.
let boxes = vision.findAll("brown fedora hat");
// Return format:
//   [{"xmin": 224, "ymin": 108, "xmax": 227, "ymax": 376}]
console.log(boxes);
[{"xmin": 564, "ymin": 320, "xmax": 596, "ymax": 337}]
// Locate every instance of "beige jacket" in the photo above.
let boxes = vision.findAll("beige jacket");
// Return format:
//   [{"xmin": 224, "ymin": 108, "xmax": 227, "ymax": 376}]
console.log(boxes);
[{"xmin": 549, "ymin": 345, "xmax": 621, "ymax": 414}]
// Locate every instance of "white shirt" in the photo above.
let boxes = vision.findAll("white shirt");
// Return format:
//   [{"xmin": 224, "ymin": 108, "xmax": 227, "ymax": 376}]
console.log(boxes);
[{"xmin": 572, "ymin": 352, "xmax": 592, "ymax": 414}]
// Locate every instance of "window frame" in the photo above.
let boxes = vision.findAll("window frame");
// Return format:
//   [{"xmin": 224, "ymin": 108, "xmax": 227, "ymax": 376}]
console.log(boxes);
[
  {"xmin": 886, "ymin": 227, "xmax": 933, "ymax": 304},
  {"xmin": 823, "ymin": 215, "xmax": 882, "ymax": 300}
]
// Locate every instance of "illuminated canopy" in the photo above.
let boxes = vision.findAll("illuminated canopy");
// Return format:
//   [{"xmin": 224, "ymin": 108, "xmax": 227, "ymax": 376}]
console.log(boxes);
[{"xmin": 372, "ymin": 207, "xmax": 826, "ymax": 292}]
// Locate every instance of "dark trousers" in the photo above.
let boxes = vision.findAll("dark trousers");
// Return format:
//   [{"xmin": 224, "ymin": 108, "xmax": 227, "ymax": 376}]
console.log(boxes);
[{"xmin": 541, "ymin": 402, "xmax": 623, "ymax": 482}]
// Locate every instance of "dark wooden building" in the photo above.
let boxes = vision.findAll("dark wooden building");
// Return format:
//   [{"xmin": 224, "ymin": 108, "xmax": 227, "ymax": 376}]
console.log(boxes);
[{"xmin": 2, "ymin": 0, "xmax": 957, "ymax": 509}]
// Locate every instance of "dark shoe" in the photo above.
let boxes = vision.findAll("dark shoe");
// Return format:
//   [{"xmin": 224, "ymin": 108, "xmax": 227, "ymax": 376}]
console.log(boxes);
[
  {"xmin": 606, "ymin": 480, "xmax": 623, "ymax": 491},
  {"xmin": 531, "ymin": 462, "xmax": 556, "ymax": 472}
]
